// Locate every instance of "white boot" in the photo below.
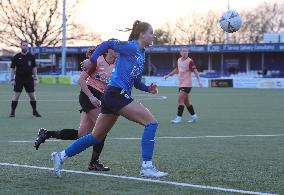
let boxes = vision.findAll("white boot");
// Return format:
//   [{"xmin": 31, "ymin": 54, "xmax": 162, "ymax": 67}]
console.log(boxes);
[
  {"xmin": 140, "ymin": 162, "xmax": 168, "ymax": 178},
  {"xmin": 170, "ymin": 116, "xmax": 182, "ymax": 124},
  {"xmin": 188, "ymin": 114, "xmax": 199, "ymax": 123},
  {"xmin": 51, "ymin": 152, "xmax": 63, "ymax": 178}
]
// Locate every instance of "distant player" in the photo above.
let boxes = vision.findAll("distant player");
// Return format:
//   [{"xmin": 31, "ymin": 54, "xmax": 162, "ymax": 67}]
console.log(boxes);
[
  {"xmin": 34, "ymin": 47, "xmax": 116, "ymax": 171},
  {"xmin": 165, "ymin": 46, "xmax": 202, "ymax": 123},
  {"xmin": 9, "ymin": 41, "xmax": 41, "ymax": 117}
]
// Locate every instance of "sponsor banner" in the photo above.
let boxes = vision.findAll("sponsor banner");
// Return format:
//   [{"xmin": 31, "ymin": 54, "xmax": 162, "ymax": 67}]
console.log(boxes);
[
  {"xmin": 39, "ymin": 76, "xmax": 57, "ymax": 84},
  {"xmin": 233, "ymin": 78, "xmax": 258, "ymax": 88},
  {"xmin": 31, "ymin": 43, "xmax": 284, "ymax": 54},
  {"xmin": 233, "ymin": 78, "xmax": 284, "ymax": 89},
  {"xmin": 57, "ymin": 76, "xmax": 71, "ymax": 84},
  {"xmin": 144, "ymin": 76, "xmax": 178, "ymax": 87},
  {"xmin": 257, "ymin": 79, "xmax": 284, "ymax": 89},
  {"xmin": 38, "ymin": 76, "xmax": 71, "ymax": 84},
  {"xmin": 210, "ymin": 79, "xmax": 233, "ymax": 88},
  {"xmin": 143, "ymin": 76, "xmax": 209, "ymax": 88}
]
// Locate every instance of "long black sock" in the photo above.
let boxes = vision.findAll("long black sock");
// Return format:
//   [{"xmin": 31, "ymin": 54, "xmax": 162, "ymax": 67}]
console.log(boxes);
[
  {"xmin": 11, "ymin": 101, "xmax": 18, "ymax": 113},
  {"xmin": 177, "ymin": 105, "xmax": 184, "ymax": 117},
  {"xmin": 46, "ymin": 131, "xmax": 61, "ymax": 139},
  {"xmin": 90, "ymin": 136, "xmax": 106, "ymax": 163},
  {"xmin": 187, "ymin": 105, "xmax": 195, "ymax": 115},
  {"xmin": 30, "ymin": 101, "xmax": 37, "ymax": 112},
  {"xmin": 46, "ymin": 129, "xmax": 78, "ymax": 140}
]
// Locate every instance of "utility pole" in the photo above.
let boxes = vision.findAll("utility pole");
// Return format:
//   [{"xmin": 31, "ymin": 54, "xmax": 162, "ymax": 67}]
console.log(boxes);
[{"xmin": 61, "ymin": 0, "xmax": 67, "ymax": 75}]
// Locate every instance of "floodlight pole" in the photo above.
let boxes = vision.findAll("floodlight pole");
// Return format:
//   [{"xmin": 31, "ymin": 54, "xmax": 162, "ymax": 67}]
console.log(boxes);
[
  {"xmin": 222, "ymin": 0, "xmax": 231, "ymax": 77},
  {"xmin": 227, "ymin": 0, "xmax": 230, "ymax": 10},
  {"xmin": 226, "ymin": 0, "xmax": 230, "ymax": 44},
  {"xmin": 61, "ymin": 0, "xmax": 67, "ymax": 75}
]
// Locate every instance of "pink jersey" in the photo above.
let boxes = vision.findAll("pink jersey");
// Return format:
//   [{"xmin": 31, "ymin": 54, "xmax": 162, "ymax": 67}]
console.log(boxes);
[
  {"xmin": 177, "ymin": 57, "xmax": 196, "ymax": 87},
  {"xmin": 86, "ymin": 55, "xmax": 115, "ymax": 93}
]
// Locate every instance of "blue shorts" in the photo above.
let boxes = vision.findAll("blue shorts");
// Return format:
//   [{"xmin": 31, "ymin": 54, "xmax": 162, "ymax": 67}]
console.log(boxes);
[{"xmin": 101, "ymin": 86, "xmax": 133, "ymax": 115}]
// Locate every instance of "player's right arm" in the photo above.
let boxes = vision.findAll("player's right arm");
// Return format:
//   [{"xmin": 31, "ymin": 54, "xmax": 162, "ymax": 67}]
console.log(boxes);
[{"xmin": 164, "ymin": 67, "xmax": 178, "ymax": 80}]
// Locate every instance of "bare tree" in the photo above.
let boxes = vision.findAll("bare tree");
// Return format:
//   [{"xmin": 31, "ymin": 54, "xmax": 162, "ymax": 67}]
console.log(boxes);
[
  {"xmin": 235, "ymin": 1, "xmax": 284, "ymax": 43},
  {"xmin": 161, "ymin": 11, "xmax": 226, "ymax": 45},
  {"xmin": 157, "ymin": 1, "xmax": 284, "ymax": 44},
  {"xmin": 153, "ymin": 29, "xmax": 172, "ymax": 45},
  {"xmin": 0, "ymin": 0, "xmax": 100, "ymax": 47}
]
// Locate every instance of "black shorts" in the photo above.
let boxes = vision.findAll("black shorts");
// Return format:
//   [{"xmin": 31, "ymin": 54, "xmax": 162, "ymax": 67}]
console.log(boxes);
[
  {"xmin": 79, "ymin": 85, "xmax": 103, "ymax": 113},
  {"xmin": 101, "ymin": 86, "xmax": 133, "ymax": 115},
  {"xmin": 14, "ymin": 77, "xmax": 34, "ymax": 93},
  {"xmin": 179, "ymin": 87, "xmax": 192, "ymax": 94}
]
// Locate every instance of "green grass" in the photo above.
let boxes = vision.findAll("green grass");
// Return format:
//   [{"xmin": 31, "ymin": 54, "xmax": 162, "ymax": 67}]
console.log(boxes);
[{"xmin": 0, "ymin": 83, "xmax": 284, "ymax": 194}]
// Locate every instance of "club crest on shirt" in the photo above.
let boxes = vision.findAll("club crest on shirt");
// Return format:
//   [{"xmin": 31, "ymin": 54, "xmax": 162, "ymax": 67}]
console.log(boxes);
[
  {"xmin": 28, "ymin": 61, "xmax": 32, "ymax": 66},
  {"xmin": 130, "ymin": 52, "xmax": 144, "ymax": 78}
]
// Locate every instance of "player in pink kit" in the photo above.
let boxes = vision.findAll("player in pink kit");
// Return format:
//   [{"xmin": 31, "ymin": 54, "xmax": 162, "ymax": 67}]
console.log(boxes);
[
  {"xmin": 165, "ymin": 46, "xmax": 202, "ymax": 123},
  {"xmin": 35, "ymin": 47, "xmax": 116, "ymax": 171}
]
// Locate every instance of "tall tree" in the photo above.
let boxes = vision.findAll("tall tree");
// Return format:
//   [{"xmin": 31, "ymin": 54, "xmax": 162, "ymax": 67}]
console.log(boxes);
[
  {"xmin": 0, "ymin": 0, "xmax": 100, "ymax": 47},
  {"xmin": 236, "ymin": 1, "xmax": 284, "ymax": 43},
  {"xmin": 157, "ymin": 1, "xmax": 284, "ymax": 44},
  {"xmin": 153, "ymin": 28, "xmax": 172, "ymax": 45}
]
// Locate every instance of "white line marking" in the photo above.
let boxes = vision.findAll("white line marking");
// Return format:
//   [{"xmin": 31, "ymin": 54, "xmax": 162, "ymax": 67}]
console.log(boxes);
[
  {"xmin": 158, "ymin": 134, "xmax": 284, "ymax": 139},
  {"xmin": 8, "ymin": 140, "xmax": 61, "ymax": 143},
  {"xmin": 0, "ymin": 96, "xmax": 167, "ymax": 102},
  {"xmin": 112, "ymin": 134, "xmax": 284, "ymax": 140},
  {"xmin": 7, "ymin": 134, "xmax": 284, "ymax": 143},
  {"xmin": 0, "ymin": 162, "xmax": 276, "ymax": 195}
]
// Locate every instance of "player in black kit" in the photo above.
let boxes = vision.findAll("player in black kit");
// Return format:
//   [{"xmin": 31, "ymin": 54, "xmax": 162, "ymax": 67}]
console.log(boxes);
[{"xmin": 9, "ymin": 41, "xmax": 41, "ymax": 117}]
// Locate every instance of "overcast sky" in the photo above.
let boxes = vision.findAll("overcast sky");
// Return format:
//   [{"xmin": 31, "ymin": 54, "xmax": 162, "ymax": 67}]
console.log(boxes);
[{"xmin": 75, "ymin": 0, "xmax": 274, "ymax": 40}]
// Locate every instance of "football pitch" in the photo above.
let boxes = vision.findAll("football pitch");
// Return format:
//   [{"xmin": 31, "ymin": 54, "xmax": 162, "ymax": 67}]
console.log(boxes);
[{"xmin": 0, "ymin": 84, "xmax": 283, "ymax": 195}]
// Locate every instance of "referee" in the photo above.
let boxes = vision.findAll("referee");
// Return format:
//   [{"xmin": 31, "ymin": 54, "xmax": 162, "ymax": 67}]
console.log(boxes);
[{"xmin": 9, "ymin": 41, "xmax": 41, "ymax": 117}]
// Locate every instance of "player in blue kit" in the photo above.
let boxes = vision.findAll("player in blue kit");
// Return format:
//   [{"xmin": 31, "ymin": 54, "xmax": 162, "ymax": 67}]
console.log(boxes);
[{"xmin": 51, "ymin": 20, "xmax": 168, "ymax": 178}]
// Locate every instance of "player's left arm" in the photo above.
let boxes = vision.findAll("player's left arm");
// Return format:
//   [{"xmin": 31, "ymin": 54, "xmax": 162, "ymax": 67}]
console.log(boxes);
[
  {"xmin": 134, "ymin": 76, "xmax": 158, "ymax": 94},
  {"xmin": 190, "ymin": 60, "xmax": 202, "ymax": 87},
  {"xmin": 31, "ymin": 55, "xmax": 38, "ymax": 84},
  {"xmin": 78, "ymin": 70, "xmax": 100, "ymax": 107}
]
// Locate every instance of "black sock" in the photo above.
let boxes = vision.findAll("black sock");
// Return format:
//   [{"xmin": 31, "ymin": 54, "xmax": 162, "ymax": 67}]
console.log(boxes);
[
  {"xmin": 11, "ymin": 101, "xmax": 18, "ymax": 113},
  {"xmin": 46, "ymin": 131, "xmax": 61, "ymax": 139},
  {"xmin": 177, "ymin": 105, "xmax": 184, "ymax": 117},
  {"xmin": 187, "ymin": 105, "xmax": 195, "ymax": 115},
  {"xmin": 59, "ymin": 129, "xmax": 78, "ymax": 140},
  {"xmin": 30, "ymin": 101, "xmax": 37, "ymax": 112},
  {"xmin": 47, "ymin": 129, "xmax": 78, "ymax": 140},
  {"xmin": 90, "ymin": 136, "xmax": 106, "ymax": 163}
]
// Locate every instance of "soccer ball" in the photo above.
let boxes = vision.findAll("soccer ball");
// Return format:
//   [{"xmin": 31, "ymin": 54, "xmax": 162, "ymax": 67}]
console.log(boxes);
[{"xmin": 219, "ymin": 10, "xmax": 242, "ymax": 33}]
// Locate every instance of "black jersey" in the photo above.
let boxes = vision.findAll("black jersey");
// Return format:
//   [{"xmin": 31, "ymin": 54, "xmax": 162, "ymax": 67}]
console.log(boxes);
[{"xmin": 11, "ymin": 52, "xmax": 36, "ymax": 78}]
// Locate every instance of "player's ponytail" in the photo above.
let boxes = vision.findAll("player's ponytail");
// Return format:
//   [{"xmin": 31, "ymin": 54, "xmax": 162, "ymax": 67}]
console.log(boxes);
[
  {"xmin": 127, "ymin": 20, "xmax": 151, "ymax": 41},
  {"xmin": 117, "ymin": 20, "xmax": 151, "ymax": 41}
]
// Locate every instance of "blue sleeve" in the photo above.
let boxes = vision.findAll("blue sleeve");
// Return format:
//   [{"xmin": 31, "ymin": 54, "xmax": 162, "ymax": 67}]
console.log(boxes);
[
  {"xmin": 134, "ymin": 77, "xmax": 149, "ymax": 92},
  {"xmin": 90, "ymin": 40, "xmax": 136, "ymax": 63}
]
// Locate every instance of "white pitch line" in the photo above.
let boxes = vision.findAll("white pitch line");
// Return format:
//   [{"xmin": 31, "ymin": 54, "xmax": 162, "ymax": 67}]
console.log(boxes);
[
  {"xmin": 8, "ymin": 140, "xmax": 61, "ymax": 143},
  {"xmin": 0, "ymin": 96, "xmax": 167, "ymax": 102},
  {"xmin": 7, "ymin": 134, "xmax": 284, "ymax": 143},
  {"xmin": 112, "ymin": 134, "xmax": 284, "ymax": 140},
  {"xmin": 0, "ymin": 162, "xmax": 276, "ymax": 195},
  {"xmin": 158, "ymin": 134, "xmax": 284, "ymax": 139}
]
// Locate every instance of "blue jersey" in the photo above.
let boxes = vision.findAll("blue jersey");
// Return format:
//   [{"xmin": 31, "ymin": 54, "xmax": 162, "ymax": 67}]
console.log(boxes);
[{"xmin": 90, "ymin": 39, "xmax": 148, "ymax": 95}]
